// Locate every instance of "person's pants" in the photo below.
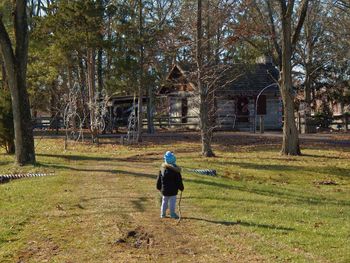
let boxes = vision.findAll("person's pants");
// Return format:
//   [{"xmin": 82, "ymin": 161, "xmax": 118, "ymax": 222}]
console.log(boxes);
[{"xmin": 161, "ymin": 195, "xmax": 177, "ymax": 216}]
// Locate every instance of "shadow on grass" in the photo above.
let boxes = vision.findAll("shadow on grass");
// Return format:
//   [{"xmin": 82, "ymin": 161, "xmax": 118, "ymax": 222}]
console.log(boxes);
[
  {"xmin": 37, "ymin": 153, "xmax": 160, "ymax": 163},
  {"xmin": 182, "ymin": 217, "xmax": 294, "ymax": 231},
  {"xmin": 37, "ymin": 153, "xmax": 118, "ymax": 162},
  {"xmin": 0, "ymin": 160, "xmax": 13, "ymax": 166},
  {"xmin": 216, "ymin": 160, "xmax": 350, "ymax": 178},
  {"xmin": 35, "ymin": 162, "xmax": 157, "ymax": 179},
  {"xmin": 301, "ymin": 153, "xmax": 347, "ymax": 159},
  {"xmin": 35, "ymin": 162, "xmax": 349, "ymax": 207},
  {"xmin": 35, "ymin": 162, "xmax": 109, "ymax": 172},
  {"xmin": 131, "ymin": 197, "xmax": 148, "ymax": 212},
  {"xmin": 186, "ymin": 178, "xmax": 350, "ymax": 207}
]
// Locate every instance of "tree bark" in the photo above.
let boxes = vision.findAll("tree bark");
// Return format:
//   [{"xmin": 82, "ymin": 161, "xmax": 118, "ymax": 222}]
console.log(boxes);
[
  {"xmin": 1, "ymin": 59, "xmax": 7, "ymax": 90},
  {"xmin": 267, "ymin": 0, "xmax": 282, "ymax": 68},
  {"xmin": 137, "ymin": 0, "xmax": 144, "ymax": 142},
  {"xmin": 0, "ymin": 0, "xmax": 35, "ymax": 165},
  {"xmin": 78, "ymin": 57, "xmax": 89, "ymax": 128},
  {"xmin": 147, "ymin": 85, "xmax": 155, "ymax": 134},
  {"xmin": 197, "ymin": 0, "xmax": 214, "ymax": 157},
  {"xmin": 304, "ymin": 52, "xmax": 313, "ymax": 133},
  {"xmin": 303, "ymin": 3, "xmax": 318, "ymax": 134},
  {"xmin": 97, "ymin": 48, "xmax": 103, "ymax": 92},
  {"xmin": 279, "ymin": 0, "xmax": 301, "ymax": 155},
  {"xmin": 87, "ymin": 48, "xmax": 97, "ymax": 142}
]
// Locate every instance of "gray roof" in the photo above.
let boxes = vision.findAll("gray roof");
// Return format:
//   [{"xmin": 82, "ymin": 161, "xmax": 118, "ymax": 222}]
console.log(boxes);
[{"xmin": 163, "ymin": 63, "xmax": 279, "ymax": 95}]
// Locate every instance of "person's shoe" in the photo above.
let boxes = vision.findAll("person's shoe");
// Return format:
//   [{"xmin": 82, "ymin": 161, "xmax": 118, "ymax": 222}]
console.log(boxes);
[
  {"xmin": 160, "ymin": 214, "xmax": 166, "ymax": 218},
  {"xmin": 170, "ymin": 213, "xmax": 179, "ymax": 219}
]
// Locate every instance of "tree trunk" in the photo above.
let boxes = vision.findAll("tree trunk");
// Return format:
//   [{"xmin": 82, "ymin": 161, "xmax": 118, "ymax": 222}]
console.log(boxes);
[
  {"xmin": 147, "ymin": 85, "xmax": 155, "ymax": 134},
  {"xmin": 304, "ymin": 63, "xmax": 313, "ymax": 133},
  {"xmin": 280, "ymin": 6, "xmax": 301, "ymax": 155},
  {"xmin": 303, "ymin": 11, "xmax": 314, "ymax": 134},
  {"xmin": 137, "ymin": 0, "xmax": 144, "ymax": 142},
  {"xmin": 87, "ymin": 48, "xmax": 97, "ymax": 142},
  {"xmin": 205, "ymin": 0, "xmax": 211, "ymax": 64},
  {"xmin": 197, "ymin": 0, "xmax": 214, "ymax": 157},
  {"xmin": 0, "ymin": 0, "xmax": 35, "ymax": 165},
  {"xmin": 78, "ymin": 57, "xmax": 89, "ymax": 128},
  {"xmin": 97, "ymin": 48, "xmax": 103, "ymax": 92}
]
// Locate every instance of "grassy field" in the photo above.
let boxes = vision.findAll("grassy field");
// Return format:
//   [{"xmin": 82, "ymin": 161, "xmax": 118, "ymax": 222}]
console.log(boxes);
[{"xmin": 0, "ymin": 133, "xmax": 349, "ymax": 262}]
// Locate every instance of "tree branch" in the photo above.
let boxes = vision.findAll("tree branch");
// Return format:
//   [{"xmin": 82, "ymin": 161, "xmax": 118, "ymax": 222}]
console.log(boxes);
[
  {"xmin": 277, "ymin": 0, "xmax": 287, "ymax": 15},
  {"xmin": 266, "ymin": 0, "xmax": 282, "ymax": 63},
  {"xmin": 292, "ymin": 0, "xmax": 309, "ymax": 49},
  {"xmin": 286, "ymin": 0, "xmax": 295, "ymax": 17}
]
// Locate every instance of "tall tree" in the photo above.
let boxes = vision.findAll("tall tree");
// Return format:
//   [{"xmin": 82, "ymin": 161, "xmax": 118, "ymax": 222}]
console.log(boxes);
[
  {"xmin": 0, "ymin": 0, "xmax": 36, "ymax": 165},
  {"xmin": 276, "ymin": 0, "xmax": 309, "ymax": 155},
  {"xmin": 295, "ymin": 0, "xmax": 328, "ymax": 133},
  {"xmin": 197, "ymin": 0, "xmax": 214, "ymax": 157},
  {"xmin": 137, "ymin": 0, "xmax": 144, "ymax": 142}
]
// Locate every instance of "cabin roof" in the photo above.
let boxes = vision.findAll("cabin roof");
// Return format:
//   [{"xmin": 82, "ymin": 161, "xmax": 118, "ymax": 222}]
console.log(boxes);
[{"xmin": 160, "ymin": 63, "xmax": 279, "ymax": 95}]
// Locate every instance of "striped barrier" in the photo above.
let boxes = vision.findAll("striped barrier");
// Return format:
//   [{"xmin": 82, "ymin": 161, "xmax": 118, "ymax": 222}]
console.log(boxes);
[
  {"xmin": 185, "ymin": 169, "xmax": 217, "ymax": 176},
  {"xmin": 0, "ymin": 173, "xmax": 55, "ymax": 184}
]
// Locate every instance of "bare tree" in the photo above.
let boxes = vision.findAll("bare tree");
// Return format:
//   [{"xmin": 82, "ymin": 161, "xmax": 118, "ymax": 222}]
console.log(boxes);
[
  {"xmin": 0, "ymin": 0, "xmax": 36, "ymax": 165},
  {"xmin": 296, "ymin": 0, "xmax": 328, "ymax": 133},
  {"xmin": 276, "ymin": 0, "xmax": 309, "ymax": 155},
  {"xmin": 197, "ymin": 0, "xmax": 214, "ymax": 157}
]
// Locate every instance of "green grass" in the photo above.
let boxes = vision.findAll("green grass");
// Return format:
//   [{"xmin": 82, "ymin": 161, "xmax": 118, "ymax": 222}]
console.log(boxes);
[
  {"xmin": 0, "ymin": 137, "xmax": 349, "ymax": 262},
  {"xmin": 181, "ymin": 147, "xmax": 350, "ymax": 262}
]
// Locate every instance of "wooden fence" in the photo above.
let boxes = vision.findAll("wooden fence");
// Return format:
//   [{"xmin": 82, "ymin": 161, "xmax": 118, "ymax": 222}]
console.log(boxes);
[
  {"xmin": 33, "ymin": 117, "xmax": 63, "ymax": 130},
  {"xmin": 33, "ymin": 114, "xmax": 349, "ymax": 133}
]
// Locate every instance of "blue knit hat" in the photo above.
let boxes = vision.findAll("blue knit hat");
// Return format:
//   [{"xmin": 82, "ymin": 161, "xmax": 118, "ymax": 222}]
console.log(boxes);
[{"xmin": 164, "ymin": 151, "xmax": 176, "ymax": 165}]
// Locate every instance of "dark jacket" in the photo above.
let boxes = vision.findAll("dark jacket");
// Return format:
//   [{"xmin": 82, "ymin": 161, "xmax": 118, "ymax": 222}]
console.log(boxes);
[{"xmin": 156, "ymin": 163, "xmax": 184, "ymax": 196}]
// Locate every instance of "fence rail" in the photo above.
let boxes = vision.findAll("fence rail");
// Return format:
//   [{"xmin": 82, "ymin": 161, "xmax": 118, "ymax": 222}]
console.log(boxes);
[
  {"xmin": 33, "ymin": 117, "xmax": 64, "ymax": 130},
  {"xmin": 33, "ymin": 113, "xmax": 350, "ymax": 133}
]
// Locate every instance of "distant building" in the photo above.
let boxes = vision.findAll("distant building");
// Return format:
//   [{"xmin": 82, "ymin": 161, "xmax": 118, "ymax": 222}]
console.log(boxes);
[{"xmin": 158, "ymin": 58, "xmax": 282, "ymax": 131}]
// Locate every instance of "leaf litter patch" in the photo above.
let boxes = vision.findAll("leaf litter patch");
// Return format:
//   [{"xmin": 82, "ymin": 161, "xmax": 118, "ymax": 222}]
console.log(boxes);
[{"xmin": 115, "ymin": 226, "xmax": 154, "ymax": 249}]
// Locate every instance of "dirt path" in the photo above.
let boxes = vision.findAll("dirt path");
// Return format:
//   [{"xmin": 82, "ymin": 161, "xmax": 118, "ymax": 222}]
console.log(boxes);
[{"xmin": 74, "ymin": 161, "xmax": 266, "ymax": 262}]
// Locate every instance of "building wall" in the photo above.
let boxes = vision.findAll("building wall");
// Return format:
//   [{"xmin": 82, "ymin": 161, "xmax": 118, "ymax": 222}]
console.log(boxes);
[
  {"xmin": 216, "ymin": 99, "xmax": 236, "ymax": 129},
  {"xmin": 166, "ymin": 93, "xmax": 282, "ymax": 130},
  {"xmin": 187, "ymin": 96, "xmax": 200, "ymax": 124},
  {"xmin": 168, "ymin": 97, "xmax": 182, "ymax": 123},
  {"xmin": 168, "ymin": 95, "xmax": 199, "ymax": 127},
  {"xmin": 216, "ymin": 95, "xmax": 281, "ymax": 130},
  {"xmin": 264, "ymin": 97, "xmax": 282, "ymax": 129}
]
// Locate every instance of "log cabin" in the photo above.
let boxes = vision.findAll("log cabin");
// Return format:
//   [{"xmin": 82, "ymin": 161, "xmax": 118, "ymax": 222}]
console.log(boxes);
[{"xmin": 158, "ymin": 57, "xmax": 282, "ymax": 131}]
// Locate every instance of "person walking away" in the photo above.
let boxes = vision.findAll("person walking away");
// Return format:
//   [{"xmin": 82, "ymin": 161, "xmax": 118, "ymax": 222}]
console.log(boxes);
[{"xmin": 156, "ymin": 151, "xmax": 184, "ymax": 219}]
